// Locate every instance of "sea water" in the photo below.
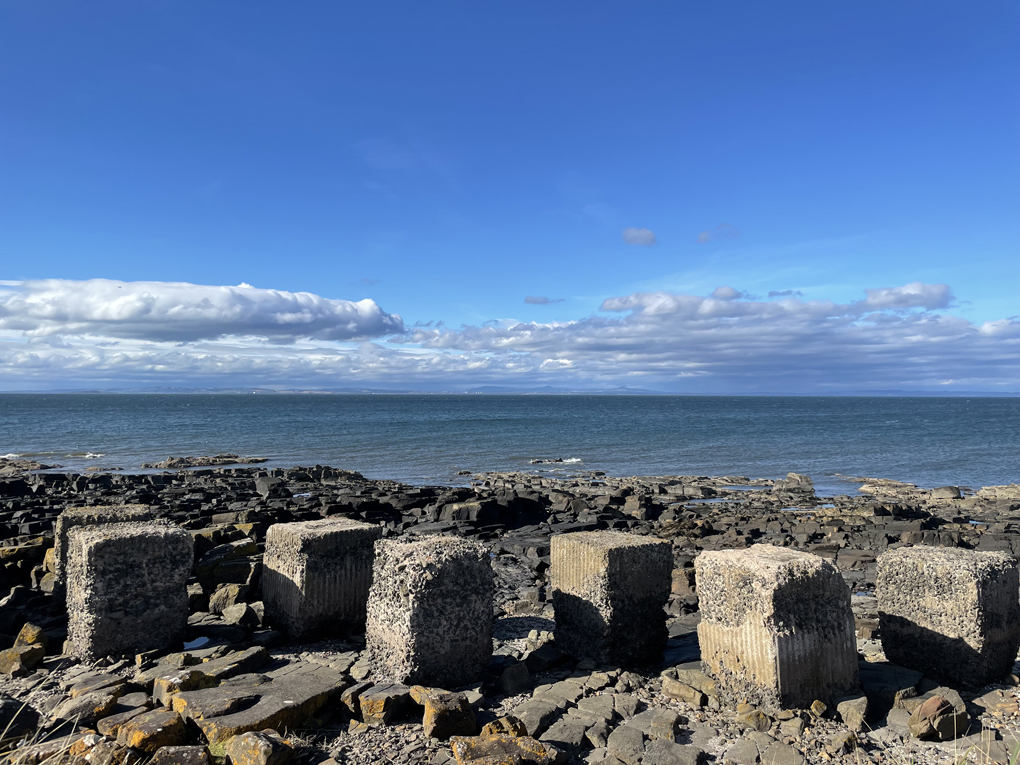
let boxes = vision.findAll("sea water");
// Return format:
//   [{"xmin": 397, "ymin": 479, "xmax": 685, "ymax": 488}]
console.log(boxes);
[{"xmin": 1, "ymin": 394, "xmax": 1018, "ymax": 495}]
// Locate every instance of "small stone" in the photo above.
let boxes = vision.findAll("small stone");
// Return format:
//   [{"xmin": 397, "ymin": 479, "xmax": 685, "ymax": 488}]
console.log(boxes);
[
  {"xmin": 585, "ymin": 720, "xmax": 610, "ymax": 748},
  {"xmin": 662, "ymin": 678, "xmax": 706, "ymax": 707},
  {"xmin": 606, "ymin": 724, "xmax": 645, "ymax": 764},
  {"xmin": 907, "ymin": 694, "xmax": 970, "ymax": 741},
  {"xmin": 14, "ymin": 622, "xmax": 49, "ymax": 652},
  {"xmin": 97, "ymin": 706, "xmax": 150, "ymax": 737},
  {"xmin": 499, "ymin": 661, "xmax": 531, "ymax": 695},
  {"xmin": 150, "ymin": 746, "xmax": 212, "ymax": 765},
  {"xmin": 51, "ymin": 689, "xmax": 121, "ymax": 726},
  {"xmin": 825, "ymin": 731, "xmax": 856, "ymax": 754},
  {"xmin": 208, "ymin": 584, "xmax": 249, "ymax": 614},
  {"xmin": 760, "ymin": 741, "xmax": 806, "ymax": 765},
  {"xmin": 643, "ymin": 739, "xmax": 706, "ymax": 765},
  {"xmin": 835, "ymin": 693, "xmax": 868, "ymax": 731},
  {"xmin": 423, "ymin": 692, "xmax": 476, "ymax": 740},
  {"xmin": 449, "ymin": 734, "xmax": 565, "ymax": 764},
  {"xmin": 779, "ymin": 717, "xmax": 806, "ymax": 738},
  {"xmin": 735, "ymin": 704, "xmax": 772, "ymax": 732},
  {"xmin": 224, "ymin": 730, "xmax": 295, "ymax": 765},
  {"xmin": 117, "ymin": 708, "xmax": 188, "ymax": 753},
  {"xmin": 480, "ymin": 715, "xmax": 527, "ymax": 738},
  {"xmin": 0, "ymin": 644, "xmax": 45, "ymax": 675},
  {"xmin": 359, "ymin": 683, "xmax": 411, "ymax": 727},
  {"xmin": 809, "ymin": 700, "xmax": 827, "ymax": 718}
]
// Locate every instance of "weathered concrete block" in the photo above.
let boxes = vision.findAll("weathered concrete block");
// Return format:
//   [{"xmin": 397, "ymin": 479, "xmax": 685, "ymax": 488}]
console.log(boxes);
[
  {"xmin": 550, "ymin": 531, "xmax": 672, "ymax": 666},
  {"xmin": 262, "ymin": 517, "xmax": 382, "ymax": 639},
  {"xmin": 366, "ymin": 536, "xmax": 493, "ymax": 688},
  {"xmin": 695, "ymin": 544, "xmax": 859, "ymax": 711},
  {"xmin": 54, "ymin": 504, "xmax": 155, "ymax": 589},
  {"xmin": 877, "ymin": 546, "xmax": 1020, "ymax": 687},
  {"xmin": 67, "ymin": 521, "xmax": 193, "ymax": 661}
]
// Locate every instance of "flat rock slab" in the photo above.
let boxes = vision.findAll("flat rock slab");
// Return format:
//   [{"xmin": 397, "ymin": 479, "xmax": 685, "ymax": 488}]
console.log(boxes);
[{"xmin": 173, "ymin": 663, "xmax": 346, "ymax": 744}]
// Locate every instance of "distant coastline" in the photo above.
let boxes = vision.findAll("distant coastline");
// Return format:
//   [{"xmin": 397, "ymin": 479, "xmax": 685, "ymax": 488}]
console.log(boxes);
[{"xmin": 3, "ymin": 387, "xmax": 1019, "ymax": 397}]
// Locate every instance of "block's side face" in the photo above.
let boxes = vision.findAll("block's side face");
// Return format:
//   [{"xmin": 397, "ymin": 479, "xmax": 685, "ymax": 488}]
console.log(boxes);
[
  {"xmin": 604, "ymin": 540, "xmax": 672, "ymax": 666},
  {"xmin": 697, "ymin": 619, "xmax": 780, "ymax": 709},
  {"xmin": 263, "ymin": 522, "xmax": 381, "ymax": 638},
  {"xmin": 365, "ymin": 541, "xmax": 416, "ymax": 683},
  {"xmin": 301, "ymin": 527, "xmax": 381, "ymax": 631},
  {"xmin": 67, "ymin": 523, "xmax": 192, "ymax": 661},
  {"xmin": 878, "ymin": 548, "xmax": 1016, "ymax": 685},
  {"xmin": 551, "ymin": 534, "xmax": 611, "ymax": 663},
  {"xmin": 772, "ymin": 561, "xmax": 859, "ymax": 708},
  {"xmin": 261, "ymin": 545, "xmax": 311, "ymax": 637},
  {"xmin": 974, "ymin": 559, "xmax": 1020, "ymax": 683},
  {"xmin": 54, "ymin": 505, "xmax": 155, "ymax": 585},
  {"xmin": 695, "ymin": 549, "xmax": 785, "ymax": 708},
  {"xmin": 406, "ymin": 544, "xmax": 494, "ymax": 688}
]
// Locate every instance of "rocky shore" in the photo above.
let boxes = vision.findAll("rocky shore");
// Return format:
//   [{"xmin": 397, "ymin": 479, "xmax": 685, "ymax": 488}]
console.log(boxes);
[{"xmin": 2, "ymin": 456, "xmax": 1020, "ymax": 765}]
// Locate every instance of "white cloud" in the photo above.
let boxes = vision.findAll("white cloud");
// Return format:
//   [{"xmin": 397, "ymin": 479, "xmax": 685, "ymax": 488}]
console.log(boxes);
[
  {"xmin": 401, "ymin": 282, "xmax": 1019, "ymax": 391},
  {"xmin": 710, "ymin": 286, "xmax": 744, "ymax": 301},
  {"xmin": 861, "ymin": 282, "xmax": 952, "ymax": 311},
  {"xmin": 0, "ymin": 279, "xmax": 404, "ymax": 342},
  {"xmin": 622, "ymin": 227, "xmax": 656, "ymax": 246},
  {"xmin": 0, "ymin": 280, "xmax": 1016, "ymax": 393}
]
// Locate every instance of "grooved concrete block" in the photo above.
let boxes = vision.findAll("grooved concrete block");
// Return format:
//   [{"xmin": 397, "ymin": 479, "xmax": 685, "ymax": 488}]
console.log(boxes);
[
  {"xmin": 695, "ymin": 544, "xmax": 859, "ymax": 711},
  {"xmin": 550, "ymin": 531, "xmax": 672, "ymax": 666},
  {"xmin": 878, "ymin": 546, "xmax": 1020, "ymax": 687},
  {"xmin": 67, "ymin": 521, "xmax": 193, "ymax": 661},
  {"xmin": 54, "ymin": 505, "xmax": 156, "ymax": 590},
  {"xmin": 262, "ymin": 517, "xmax": 382, "ymax": 639},
  {"xmin": 366, "ymin": 536, "xmax": 493, "ymax": 688}
]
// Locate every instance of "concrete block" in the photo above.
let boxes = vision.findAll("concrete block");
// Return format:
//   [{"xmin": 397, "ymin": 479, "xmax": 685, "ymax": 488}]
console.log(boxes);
[
  {"xmin": 877, "ymin": 546, "xmax": 1020, "ymax": 687},
  {"xmin": 67, "ymin": 521, "xmax": 193, "ymax": 661},
  {"xmin": 366, "ymin": 536, "xmax": 493, "ymax": 688},
  {"xmin": 262, "ymin": 517, "xmax": 382, "ymax": 639},
  {"xmin": 550, "ymin": 531, "xmax": 672, "ymax": 666},
  {"xmin": 54, "ymin": 504, "xmax": 155, "ymax": 590},
  {"xmin": 695, "ymin": 544, "xmax": 859, "ymax": 711}
]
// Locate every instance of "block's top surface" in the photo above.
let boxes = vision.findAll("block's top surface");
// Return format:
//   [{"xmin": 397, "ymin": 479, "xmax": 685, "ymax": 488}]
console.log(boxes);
[
  {"xmin": 266, "ymin": 517, "xmax": 381, "ymax": 543},
  {"xmin": 879, "ymin": 546, "xmax": 1016, "ymax": 574},
  {"xmin": 696, "ymin": 544, "xmax": 825, "ymax": 573},
  {"xmin": 377, "ymin": 534, "xmax": 486, "ymax": 563},
  {"xmin": 552, "ymin": 531, "xmax": 670, "ymax": 552},
  {"xmin": 68, "ymin": 519, "xmax": 189, "ymax": 547},
  {"xmin": 59, "ymin": 504, "xmax": 154, "ymax": 521}
]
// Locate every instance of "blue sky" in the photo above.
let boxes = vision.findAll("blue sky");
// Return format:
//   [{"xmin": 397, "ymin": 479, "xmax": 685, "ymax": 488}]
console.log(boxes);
[{"xmin": 1, "ymin": 2, "xmax": 1018, "ymax": 392}]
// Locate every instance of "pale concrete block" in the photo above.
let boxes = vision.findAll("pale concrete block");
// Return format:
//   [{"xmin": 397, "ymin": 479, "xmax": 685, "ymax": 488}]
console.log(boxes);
[
  {"xmin": 262, "ymin": 517, "xmax": 383, "ymax": 639},
  {"xmin": 550, "ymin": 531, "xmax": 672, "ymax": 666},
  {"xmin": 695, "ymin": 544, "xmax": 859, "ymax": 711},
  {"xmin": 366, "ymin": 536, "xmax": 493, "ymax": 688},
  {"xmin": 67, "ymin": 521, "xmax": 193, "ymax": 661},
  {"xmin": 878, "ymin": 546, "xmax": 1020, "ymax": 686},
  {"xmin": 54, "ymin": 505, "xmax": 156, "ymax": 590}
]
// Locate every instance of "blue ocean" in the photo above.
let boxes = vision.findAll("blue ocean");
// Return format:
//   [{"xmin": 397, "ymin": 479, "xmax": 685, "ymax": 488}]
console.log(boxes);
[{"xmin": 1, "ymin": 394, "xmax": 1018, "ymax": 495}]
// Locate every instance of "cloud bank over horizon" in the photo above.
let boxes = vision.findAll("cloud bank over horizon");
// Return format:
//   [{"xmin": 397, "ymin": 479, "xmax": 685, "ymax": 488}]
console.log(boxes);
[
  {"xmin": 0, "ymin": 278, "xmax": 1017, "ymax": 393},
  {"xmin": 0, "ymin": 279, "xmax": 403, "ymax": 342}
]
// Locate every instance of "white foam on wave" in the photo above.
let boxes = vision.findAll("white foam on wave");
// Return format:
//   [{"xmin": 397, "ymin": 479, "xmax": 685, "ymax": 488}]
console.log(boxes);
[
  {"xmin": 68, "ymin": 452, "xmax": 106, "ymax": 459},
  {"xmin": 562, "ymin": 457, "xmax": 582, "ymax": 463},
  {"xmin": 1, "ymin": 453, "xmax": 22, "ymax": 459}
]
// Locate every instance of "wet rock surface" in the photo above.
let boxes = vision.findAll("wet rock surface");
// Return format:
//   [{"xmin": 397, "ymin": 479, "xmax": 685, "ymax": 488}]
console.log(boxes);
[{"xmin": 1, "ymin": 463, "xmax": 1020, "ymax": 763}]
